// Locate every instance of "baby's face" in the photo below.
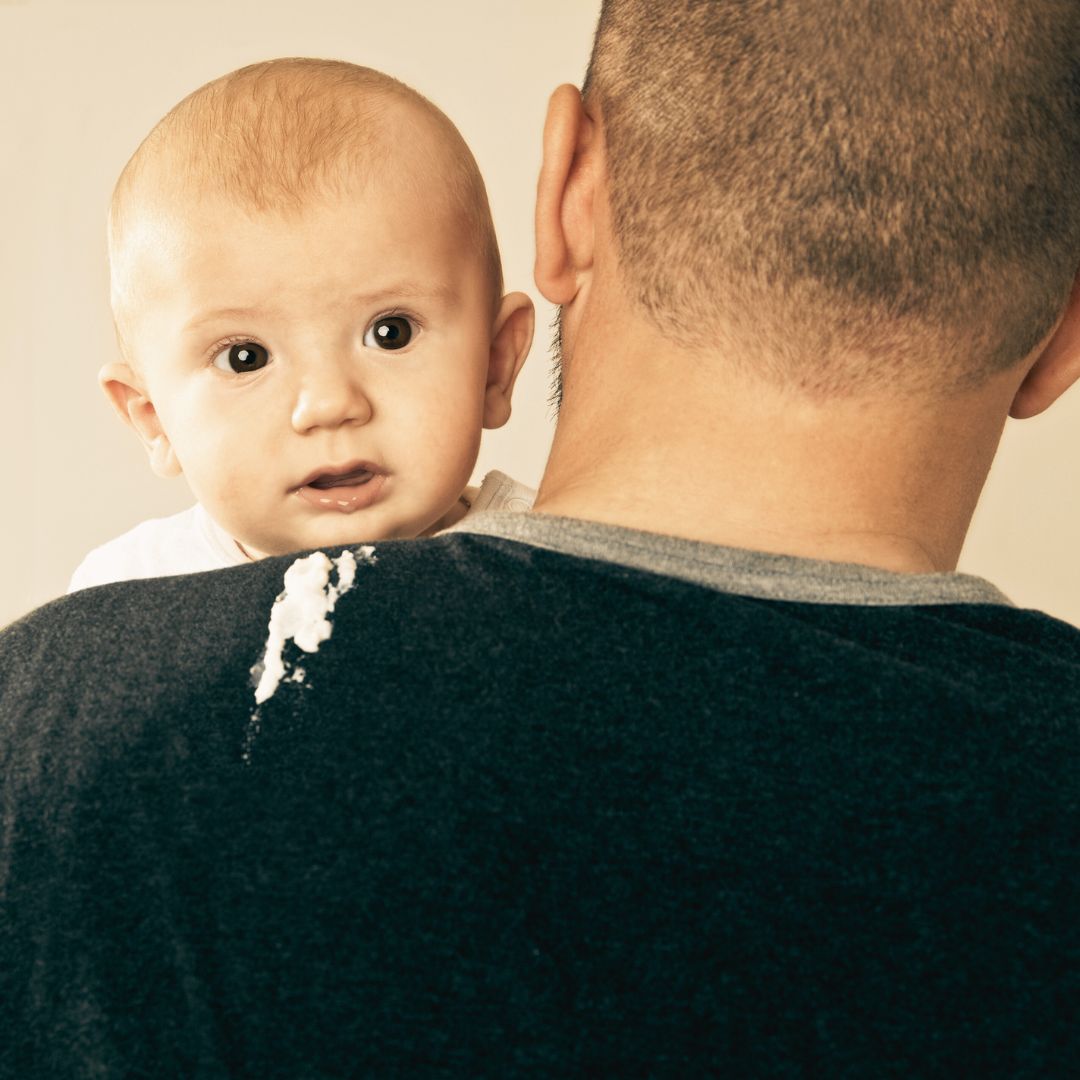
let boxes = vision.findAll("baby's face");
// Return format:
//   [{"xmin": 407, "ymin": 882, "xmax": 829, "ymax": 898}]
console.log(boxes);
[{"xmin": 114, "ymin": 172, "xmax": 508, "ymax": 557}]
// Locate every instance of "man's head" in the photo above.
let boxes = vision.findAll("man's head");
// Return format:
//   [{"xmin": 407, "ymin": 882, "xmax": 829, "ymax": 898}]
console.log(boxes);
[
  {"xmin": 546, "ymin": 0, "xmax": 1080, "ymax": 399},
  {"xmin": 103, "ymin": 58, "xmax": 533, "ymax": 557}
]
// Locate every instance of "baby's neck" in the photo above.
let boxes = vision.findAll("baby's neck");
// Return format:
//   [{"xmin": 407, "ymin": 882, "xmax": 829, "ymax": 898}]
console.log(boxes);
[
  {"xmin": 420, "ymin": 492, "xmax": 472, "ymax": 537},
  {"xmin": 233, "ymin": 538, "xmax": 257, "ymax": 562}
]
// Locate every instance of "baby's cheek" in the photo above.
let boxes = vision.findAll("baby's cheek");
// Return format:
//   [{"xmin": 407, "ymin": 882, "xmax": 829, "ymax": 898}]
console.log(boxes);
[{"xmin": 186, "ymin": 444, "xmax": 250, "ymax": 516}]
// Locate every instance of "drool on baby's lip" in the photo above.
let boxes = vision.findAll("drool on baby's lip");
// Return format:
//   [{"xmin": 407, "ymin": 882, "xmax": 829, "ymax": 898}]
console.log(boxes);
[
  {"xmin": 293, "ymin": 467, "xmax": 389, "ymax": 514},
  {"xmin": 294, "ymin": 460, "xmax": 385, "ymax": 491}
]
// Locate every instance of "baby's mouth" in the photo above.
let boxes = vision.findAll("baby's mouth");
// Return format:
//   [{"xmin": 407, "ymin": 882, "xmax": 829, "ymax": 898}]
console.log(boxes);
[
  {"xmin": 307, "ymin": 466, "xmax": 375, "ymax": 490},
  {"xmin": 294, "ymin": 461, "xmax": 388, "ymax": 514}
]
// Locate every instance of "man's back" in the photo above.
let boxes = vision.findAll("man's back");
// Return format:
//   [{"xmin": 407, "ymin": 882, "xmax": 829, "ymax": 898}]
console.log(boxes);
[{"xmin": 2, "ymin": 520, "xmax": 1077, "ymax": 1076}]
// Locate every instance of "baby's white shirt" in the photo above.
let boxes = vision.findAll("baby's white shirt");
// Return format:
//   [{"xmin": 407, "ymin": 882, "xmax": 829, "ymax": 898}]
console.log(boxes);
[
  {"xmin": 68, "ymin": 501, "xmax": 247, "ymax": 593},
  {"xmin": 66, "ymin": 470, "xmax": 537, "ymax": 593}
]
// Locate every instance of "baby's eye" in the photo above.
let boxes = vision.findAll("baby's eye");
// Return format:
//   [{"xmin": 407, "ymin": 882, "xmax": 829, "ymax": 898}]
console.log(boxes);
[
  {"xmin": 363, "ymin": 315, "xmax": 414, "ymax": 351},
  {"xmin": 212, "ymin": 341, "xmax": 270, "ymax": 373}
]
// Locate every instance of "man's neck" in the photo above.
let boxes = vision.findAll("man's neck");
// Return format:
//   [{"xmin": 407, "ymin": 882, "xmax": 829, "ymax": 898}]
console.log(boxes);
[{"xmin": 533, "ymin": 327, "xmax": 1016, "ymax": 574}]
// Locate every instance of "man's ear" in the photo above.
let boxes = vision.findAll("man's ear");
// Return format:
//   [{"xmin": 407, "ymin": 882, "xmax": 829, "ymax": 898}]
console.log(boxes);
[
  {"xmin": 483, "ymin": 291, "xmax": 535, "ymax": 429},
  {"xmin": 534, "ymin": 83, "xmax": 599, "ymax": 306},
  {"xmin": 98, "ymin": 361, "xmax": 182, "ymax": 478},
  {"xmin": 1010, "ymin": 275, "xmax": 1080, "ymax": 419}
]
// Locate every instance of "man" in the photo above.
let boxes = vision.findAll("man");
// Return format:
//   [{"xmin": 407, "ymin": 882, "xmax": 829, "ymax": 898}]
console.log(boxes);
[{"xmin": 2, "ymin": 1, "xmax": 1078, "ymax": 1075}]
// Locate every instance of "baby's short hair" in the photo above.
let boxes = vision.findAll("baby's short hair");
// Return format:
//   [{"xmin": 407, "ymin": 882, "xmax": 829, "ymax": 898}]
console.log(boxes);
[{"xmin": 109, "ymin": 58, "xmax": 502, "ymax": 332}]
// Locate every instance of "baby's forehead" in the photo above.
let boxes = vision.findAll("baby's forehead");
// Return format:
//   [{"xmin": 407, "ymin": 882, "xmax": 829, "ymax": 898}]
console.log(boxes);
[
  {"xmin": 116, "ymin": 97, "xmax": 477, "ymax": 258},
  {"xmin": 110, "ymin": 182, "xmax": 490, "ymax": 352},
  {"xmin": 128, "ymin": 90, "xmax": 466, "ymax": 212},
  {"xmin": 109, "ymin": 62, "xmax": 502, "ymax": 322},
  {"xmin": 116, "ymin": 147, "xmax": 474, "ymax": 285}
]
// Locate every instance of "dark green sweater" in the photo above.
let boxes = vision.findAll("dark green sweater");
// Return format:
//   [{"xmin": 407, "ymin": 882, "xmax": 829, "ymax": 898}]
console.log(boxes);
[{"xmin": 1, "ymin": 525, "xmax": 1078, "ymax": 1077}]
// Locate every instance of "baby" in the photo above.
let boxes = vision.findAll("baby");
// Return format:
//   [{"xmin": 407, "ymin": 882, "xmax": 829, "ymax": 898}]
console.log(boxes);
[{"xmin": 69, "ymin": 58, "xmax": 536, "ymax": 592}]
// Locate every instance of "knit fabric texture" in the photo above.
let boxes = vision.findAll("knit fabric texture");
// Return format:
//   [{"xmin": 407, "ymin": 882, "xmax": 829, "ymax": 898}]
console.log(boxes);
[{"xmin": 1, "ymin": 531, "xmax": 1078, "ymax": 1077}]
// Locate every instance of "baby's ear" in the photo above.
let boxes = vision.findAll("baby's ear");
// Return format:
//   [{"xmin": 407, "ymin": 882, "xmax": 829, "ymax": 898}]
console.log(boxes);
[
  {"xmin": 483, "ymin": 292, "xmax": 535, "ymax": 429},
  {"xmin": 98, "ymin": 361, "xmax": 182, "ymax": 479}
]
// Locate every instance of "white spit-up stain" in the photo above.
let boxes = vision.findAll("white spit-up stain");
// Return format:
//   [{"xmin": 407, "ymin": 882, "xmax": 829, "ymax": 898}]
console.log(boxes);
[{"xmin": 251, "ymin": 546, "xmax": 374, "ymax": 706}]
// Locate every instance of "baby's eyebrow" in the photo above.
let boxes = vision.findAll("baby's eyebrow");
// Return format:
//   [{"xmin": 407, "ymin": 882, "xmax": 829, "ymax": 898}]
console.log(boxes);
[
  {"xmin": 181, "ymin": 283, "xmax": 457, "ymax": 335},
  {"xmin": 182, "ymin": 306, "xmax": 261, "ymax": 335},
  {"xmin": 347, "ymin": 281, "xmax": 458, "ymax": 308}
]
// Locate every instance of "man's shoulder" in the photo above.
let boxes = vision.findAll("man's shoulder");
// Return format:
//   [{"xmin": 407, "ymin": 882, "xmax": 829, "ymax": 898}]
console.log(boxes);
[
  {"xmin": 288, "ymin": 531, "xmax": 1080, "ymax": 719},
  {"xmin": 11, "ymin": 529, "xmax": 1080, "ymax": 723}
]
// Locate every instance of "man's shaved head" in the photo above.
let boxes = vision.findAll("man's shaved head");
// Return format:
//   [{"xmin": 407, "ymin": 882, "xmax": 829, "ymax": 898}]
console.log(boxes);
[
  {"xmin": 585, "ymin": 0, "xmax": 1080, "ymax": 395},
  {"xmin": 109, "ymin": 58, "xmax": 502, "ymax": 339}
]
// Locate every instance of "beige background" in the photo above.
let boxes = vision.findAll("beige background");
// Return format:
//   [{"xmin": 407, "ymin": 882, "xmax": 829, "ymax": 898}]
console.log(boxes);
[{"xmin": 2, "ymin": 0, "xmax": 1079, "ymax": 630}]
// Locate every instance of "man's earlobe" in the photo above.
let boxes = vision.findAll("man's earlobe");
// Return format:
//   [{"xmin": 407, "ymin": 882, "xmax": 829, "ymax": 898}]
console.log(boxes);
[
  {"xmin": 534, "ymin": 83, "xmax": 598, "ymax": 306},
  {"xmin": 1010, "ymin": 277, "xmax": 1080, "ymax": 420},
  {"xmin": 98, "ymin": 361, "xmax": 182, "ymax": 478},
  {"xmin": 483, "ymin": 292, "xmax": 535, "ymax": 430}
]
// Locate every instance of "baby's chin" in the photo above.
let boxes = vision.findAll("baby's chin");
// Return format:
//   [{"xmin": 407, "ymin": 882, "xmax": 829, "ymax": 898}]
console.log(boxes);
[{"xmin": 235, "ymin": 513, "xmax": 442, "ymax": 559}]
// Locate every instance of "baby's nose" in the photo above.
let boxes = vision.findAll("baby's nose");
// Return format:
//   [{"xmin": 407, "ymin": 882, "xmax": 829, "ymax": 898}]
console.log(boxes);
[{"xmin": 290, "ymin": 361, "xmax": 373, "ymax": 433}]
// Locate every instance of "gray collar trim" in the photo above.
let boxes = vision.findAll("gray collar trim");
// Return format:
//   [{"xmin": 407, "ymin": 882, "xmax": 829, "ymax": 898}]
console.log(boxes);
[{"xmin": 445, "ymin": 510, "xmax": 1013, "ymax": 608}]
